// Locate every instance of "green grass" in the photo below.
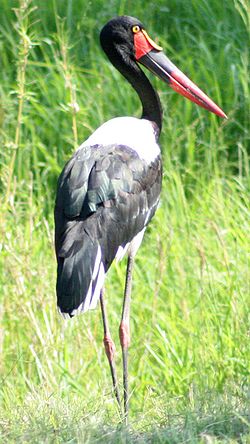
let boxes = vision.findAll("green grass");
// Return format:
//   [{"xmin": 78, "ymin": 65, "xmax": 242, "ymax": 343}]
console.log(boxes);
[{"xmin": 0, "ymin": 0, "xmax": 249, "ymax": 442}]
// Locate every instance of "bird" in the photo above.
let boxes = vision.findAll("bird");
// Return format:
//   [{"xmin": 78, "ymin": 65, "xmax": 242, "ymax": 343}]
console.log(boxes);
[{"xmin": 54, "ymin": 15, "xmax": 227, "ymax": 423}]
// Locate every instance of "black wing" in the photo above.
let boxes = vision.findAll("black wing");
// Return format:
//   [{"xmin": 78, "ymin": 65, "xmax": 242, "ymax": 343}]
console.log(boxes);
[{"xmin": 55, "ymin": 144, "xmax": 162, "ymax": 316}]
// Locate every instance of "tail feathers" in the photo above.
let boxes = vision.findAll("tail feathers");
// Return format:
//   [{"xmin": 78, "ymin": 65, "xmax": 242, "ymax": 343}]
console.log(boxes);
[{"xmin": 57, "ymin": 240, "xmax": 105, "ymax": 317}]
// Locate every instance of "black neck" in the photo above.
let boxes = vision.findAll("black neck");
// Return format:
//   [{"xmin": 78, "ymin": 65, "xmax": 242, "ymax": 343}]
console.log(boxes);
[{"xmin": 107, "ymin": 48, "xmax": 163, "ymax": 135}]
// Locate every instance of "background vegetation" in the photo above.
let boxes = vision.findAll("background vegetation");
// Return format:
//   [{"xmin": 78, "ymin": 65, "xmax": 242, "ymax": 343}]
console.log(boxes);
[{"xmin": 0, "ymin": 0, "xmax": 249, "ymax": 442}]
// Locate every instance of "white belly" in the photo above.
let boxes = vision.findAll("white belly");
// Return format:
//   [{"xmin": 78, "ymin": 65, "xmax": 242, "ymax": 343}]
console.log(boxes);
[{"xmin": 80, "ymin": 117, "xmax": 160, "ymax": 164}]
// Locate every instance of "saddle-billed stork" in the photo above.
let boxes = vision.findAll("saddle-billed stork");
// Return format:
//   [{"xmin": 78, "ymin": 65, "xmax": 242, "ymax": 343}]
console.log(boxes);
[{"xmin": 55, "ymin": 16, "xmax": 226, "ymax": 422}]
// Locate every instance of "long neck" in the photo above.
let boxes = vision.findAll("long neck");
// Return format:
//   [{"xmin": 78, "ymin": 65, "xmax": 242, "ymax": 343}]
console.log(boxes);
[{"xmin": 108, "ymin": 50, "xmax": 163, "ymax": 135}]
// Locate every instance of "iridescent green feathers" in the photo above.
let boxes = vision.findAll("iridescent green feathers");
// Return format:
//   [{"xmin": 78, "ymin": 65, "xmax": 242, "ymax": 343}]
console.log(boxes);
[{"xmin": 55, "ymin": 144, "xmax": 162, "ymax": 316}]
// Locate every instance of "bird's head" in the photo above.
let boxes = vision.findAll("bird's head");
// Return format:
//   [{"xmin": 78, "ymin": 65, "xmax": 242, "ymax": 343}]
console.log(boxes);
[
  {"xmin": 100, "ymin": 16, "xmax": 145, "ymax": 67},
  {"xmin": 100, "ymin": 16, "xmax": 227, "ymax": 118}
]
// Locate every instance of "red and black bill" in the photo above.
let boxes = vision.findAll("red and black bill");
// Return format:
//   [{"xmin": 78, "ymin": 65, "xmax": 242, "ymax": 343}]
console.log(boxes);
[{"xmin": 133, "ymin": 28, "xmax": 227, "ymax": 118}]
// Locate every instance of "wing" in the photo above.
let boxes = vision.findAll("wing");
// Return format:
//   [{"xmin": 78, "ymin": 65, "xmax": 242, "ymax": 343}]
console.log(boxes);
[{"xmin": 55, "ymin": 144, "xmax": 162, "ymax": 317}]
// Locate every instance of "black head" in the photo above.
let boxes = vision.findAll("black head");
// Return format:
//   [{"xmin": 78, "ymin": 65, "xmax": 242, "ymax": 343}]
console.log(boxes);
[
  {"xmin": 100, "ymin": 15, "xmax": 164, "ymax": 131},
  {"xmin": 100, "ymin": 16, "xmax": 227, "ymax": 123},
  {"xmin": 100, "ymin": 16, "xmax": 145, "ymax": 66}
]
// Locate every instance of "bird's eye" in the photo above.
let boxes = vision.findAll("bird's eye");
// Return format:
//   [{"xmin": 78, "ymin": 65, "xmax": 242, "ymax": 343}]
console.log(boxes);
[{"xmin": 132, "ymin": 25, "xmax": 140, "ymax": 34}]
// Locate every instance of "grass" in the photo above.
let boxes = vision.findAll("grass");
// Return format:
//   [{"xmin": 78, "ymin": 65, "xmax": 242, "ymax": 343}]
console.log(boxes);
[{"xmin": 0, "ymin": 0, "xmax": 249, "ymax": 442}]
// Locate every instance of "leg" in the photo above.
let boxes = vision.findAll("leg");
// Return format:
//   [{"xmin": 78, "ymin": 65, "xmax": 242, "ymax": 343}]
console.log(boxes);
[
  {"xmin": 100, "ymin": 289, "xmax": 121, "ymax": 410},
  {"xmin": 119, "ymin": 254, "xmax": 134, "ymax": 425}
]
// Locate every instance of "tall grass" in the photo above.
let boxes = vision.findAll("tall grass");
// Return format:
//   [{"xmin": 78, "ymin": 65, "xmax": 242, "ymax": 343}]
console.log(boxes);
[{"xmin": 0, "ymin": 0, "xmax": 249, "ymax": 442}]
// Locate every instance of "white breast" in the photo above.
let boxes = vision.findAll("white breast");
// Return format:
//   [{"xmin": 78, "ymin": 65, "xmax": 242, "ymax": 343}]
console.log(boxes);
[{"xmin": 80, "ymin": 117, "xmax": 160, "ymax": 164}]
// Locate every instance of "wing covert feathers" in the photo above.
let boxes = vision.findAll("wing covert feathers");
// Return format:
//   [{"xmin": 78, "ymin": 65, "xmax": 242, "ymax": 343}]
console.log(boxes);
[{"xmin": 55, "ymin": 144, "xmax": 162, "ymax": 317}]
